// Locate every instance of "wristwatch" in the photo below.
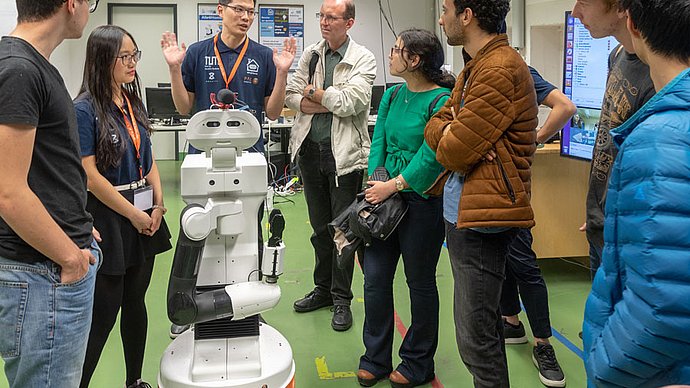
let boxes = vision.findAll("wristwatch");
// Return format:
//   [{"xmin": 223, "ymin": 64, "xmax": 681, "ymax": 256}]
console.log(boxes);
[
  {"xmin": 394, "ymin": 177, "xmax": 404, "ymax": 191},
  {"xmin": 307, "ymin": 87, "xmax": 316, "ymax": 99}
]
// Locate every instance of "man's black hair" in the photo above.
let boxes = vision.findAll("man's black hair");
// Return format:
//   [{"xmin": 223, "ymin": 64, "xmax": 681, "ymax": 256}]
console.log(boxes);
[
  {"xmin": 16, "ymin": 0, "xmax": 65, "ymax": 23},
  {"xmin": 619, "ymin": 0, "xmax": 690, "ymax": 61},
  {"xmin": 453, "ymin": 0, "xmax": 510, "ymax": 34}
]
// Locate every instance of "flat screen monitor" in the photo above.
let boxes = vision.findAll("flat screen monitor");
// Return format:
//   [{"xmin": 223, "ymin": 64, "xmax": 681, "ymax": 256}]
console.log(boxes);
[
  {"xmin": 560, "ymin": 11, "xmax": 619, "ymax": 160},
  {"xmin": 370, "ymin": 85, "xmax": 385, "ymax": 114},
  {"xmin": 145, "ymin": 87, "xmax": 190, "ymax": 123}
]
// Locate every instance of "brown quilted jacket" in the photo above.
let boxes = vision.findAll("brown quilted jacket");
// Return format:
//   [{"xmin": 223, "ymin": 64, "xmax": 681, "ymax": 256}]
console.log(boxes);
[{"xmin": 424, "ymin": 35, "xmax": 538, "ymax": 229}]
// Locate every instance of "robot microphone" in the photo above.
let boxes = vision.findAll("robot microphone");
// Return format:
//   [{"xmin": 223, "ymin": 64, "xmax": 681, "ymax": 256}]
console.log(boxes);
[
  {"xmin": 217, "ymin": 88, "xmax": 236, "ymax": 105},
  {"xmin": 209, "ymin": 89, "xmax": 236, "ymax": 109}
]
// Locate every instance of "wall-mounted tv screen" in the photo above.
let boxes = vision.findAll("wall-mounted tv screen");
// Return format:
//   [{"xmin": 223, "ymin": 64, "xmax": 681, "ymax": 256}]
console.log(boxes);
[{"xmin": 560, "ymin": 11, "xmax": 619, "ymax": 161}]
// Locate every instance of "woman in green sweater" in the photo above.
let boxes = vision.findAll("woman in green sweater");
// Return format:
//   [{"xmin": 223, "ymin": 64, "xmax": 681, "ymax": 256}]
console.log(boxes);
[{"xmin": 357, "ymin": 29, "xmax": 455, "ymax": 388}]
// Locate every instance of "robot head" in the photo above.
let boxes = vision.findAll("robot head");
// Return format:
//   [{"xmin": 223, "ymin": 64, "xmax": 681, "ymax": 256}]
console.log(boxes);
[{"xmin": 185, "ymin": 109, "xmax": 261, "ymax": 152}]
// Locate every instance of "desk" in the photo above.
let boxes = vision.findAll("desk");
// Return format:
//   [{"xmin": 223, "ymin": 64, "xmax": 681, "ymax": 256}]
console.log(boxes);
[
  {"xmin": 531, "ymin": 143, "xmax": 590, "ymax": 258},
  {"xmin": 152, "ymin": 124, "xmax": 186, "ymax": 161}
]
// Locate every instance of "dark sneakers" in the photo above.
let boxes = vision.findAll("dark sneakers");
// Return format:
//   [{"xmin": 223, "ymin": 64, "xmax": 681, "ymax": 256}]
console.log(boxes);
[
  {"xmin": 331, "ymin": 305, "xmax": 353, "ymax": 331},
  {"xmin": 503, "ymin": 319, "xmax": 528, "ymax": 344},
  {"xmin": 293, "ymin": 290, "xmax": 334, "ymax": 312},
  {"xmin": 533, "ymin": 343, "xmax": 566, "ymax": 387}
]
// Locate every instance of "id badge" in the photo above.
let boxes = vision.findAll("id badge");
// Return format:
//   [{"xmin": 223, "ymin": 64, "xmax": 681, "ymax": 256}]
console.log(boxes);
[{"xmin": 133, "ymin": 186, "xmax": 153, "ymax": 211}]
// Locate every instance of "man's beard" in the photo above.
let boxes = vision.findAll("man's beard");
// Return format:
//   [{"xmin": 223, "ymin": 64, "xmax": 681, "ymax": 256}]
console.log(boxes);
[{"xmin": 445, "ymin": 24, "xmax": 465, "ymax": 46}]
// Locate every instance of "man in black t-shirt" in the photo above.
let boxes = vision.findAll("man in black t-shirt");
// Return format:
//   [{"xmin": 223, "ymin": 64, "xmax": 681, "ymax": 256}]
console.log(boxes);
[
  {"xmin": 0, "ymin": 1, "xmax": 99, "ymax": 387},
  {"xmin": 572, "ymin": 0, "xmax": 655, "ymax": 278}
]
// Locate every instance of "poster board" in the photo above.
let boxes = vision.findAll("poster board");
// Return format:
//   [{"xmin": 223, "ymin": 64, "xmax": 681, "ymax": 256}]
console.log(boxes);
[
  {"xmin": 198, "ymin": 3, "xmax": 222, "ymax": 41},
  {"xmin": 258, "ymin": 4, "xmax": 304, "ymax": 71}
]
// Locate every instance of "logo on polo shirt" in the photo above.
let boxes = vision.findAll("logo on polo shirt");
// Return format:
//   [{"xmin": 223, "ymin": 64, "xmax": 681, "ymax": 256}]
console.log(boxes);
[
  {"xmin": 247, "ymin": 58, "xmax": 259, "ymax": 75},
  {"xmin": 205, "ymin": 56, "xmax": 219, "ymax": 67}
]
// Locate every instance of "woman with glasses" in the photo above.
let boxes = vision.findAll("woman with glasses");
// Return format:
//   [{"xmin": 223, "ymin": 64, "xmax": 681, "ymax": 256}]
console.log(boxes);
[
  {"xmin": 357, "ymin": 28, "xmax": 455, "ymax": 388},
  {"xmin": 74, "ymin": 25, "xmax": 171, "ymax": 388}
]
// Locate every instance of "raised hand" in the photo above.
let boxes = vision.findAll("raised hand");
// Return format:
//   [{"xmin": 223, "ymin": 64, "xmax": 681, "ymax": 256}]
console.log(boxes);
[
  {"xmin": 273, "ymin": 36, "xmax": 297, "ymax": 72},
  {"xmin": 161, "ymin": 31, "xmax": 187, "ymax": 67}
]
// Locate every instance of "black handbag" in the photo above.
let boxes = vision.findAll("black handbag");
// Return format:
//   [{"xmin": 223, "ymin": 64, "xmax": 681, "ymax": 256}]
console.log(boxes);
[{"xmin": 348, "ymin": 167, "xmax": 408, "ymax": 243}]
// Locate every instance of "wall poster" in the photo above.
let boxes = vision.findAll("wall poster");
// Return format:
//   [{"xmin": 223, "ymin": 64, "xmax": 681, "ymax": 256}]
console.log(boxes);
[
  {"xmin": 259, "ymin": 5, "xmax": 304, "ymax": 71},
  {"xmin": 198, "ymin": 3, "xmax": 222, "ymax": 41}
]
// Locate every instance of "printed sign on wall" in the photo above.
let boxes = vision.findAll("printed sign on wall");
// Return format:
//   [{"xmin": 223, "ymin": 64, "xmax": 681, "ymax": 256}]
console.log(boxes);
[
  {"xmin": 259, "ymin": 5, "xmax": 304, "ymax": 71},
  {"xmin": 198, "ymin": 3, "xmax": 222, "ymax": 41}
]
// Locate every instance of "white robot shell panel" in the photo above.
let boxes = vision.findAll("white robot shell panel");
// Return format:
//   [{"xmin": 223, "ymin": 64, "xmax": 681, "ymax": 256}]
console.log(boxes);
[
  {"xmin": 186, "ymin": 109, "xmax": 262, "ymax": 153},
  {"xmin": 158, "ymin": 324, "xmax": 295, "ymax": 388}
]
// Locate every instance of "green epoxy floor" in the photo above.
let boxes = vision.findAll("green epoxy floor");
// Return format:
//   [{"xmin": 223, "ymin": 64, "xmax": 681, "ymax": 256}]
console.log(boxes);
[{"xmin": 1, "ymin": 160, "xmax": 593, "ymax": 387}]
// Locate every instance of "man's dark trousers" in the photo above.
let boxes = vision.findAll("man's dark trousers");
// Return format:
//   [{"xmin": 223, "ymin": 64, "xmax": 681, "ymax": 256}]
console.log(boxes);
[
  {"xmin": 298, "ymin": 138, "xmax": 362, "ymax": 306},
  {"xmin": 500, "ymin": 228, "xmax": 552, "ymax": 339},
  {"xmin": 445, "ymin": 223, "xmax": 518, "ymax": 388}
]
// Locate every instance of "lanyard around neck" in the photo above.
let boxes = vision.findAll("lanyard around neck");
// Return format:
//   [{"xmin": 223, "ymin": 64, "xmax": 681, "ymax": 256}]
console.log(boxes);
[
  {"xmin": 213, "ymin": 34, "xmax": 249, "ymax": 90},
  {"xmin": 117, "ymin": 94, "xmax": 143, "ymax": 180}
]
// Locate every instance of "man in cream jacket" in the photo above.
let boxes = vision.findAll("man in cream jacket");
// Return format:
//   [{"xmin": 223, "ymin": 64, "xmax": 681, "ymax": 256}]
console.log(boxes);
[{"xmin": 285, "ymin": 0, "xmax": 376, "ymax": 332}]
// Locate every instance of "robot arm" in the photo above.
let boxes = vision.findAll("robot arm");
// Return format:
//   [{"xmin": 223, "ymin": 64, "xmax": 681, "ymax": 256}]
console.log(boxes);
[{"xmin": 167, "ymin": 204, "xmax": 287, "ymax": 326}]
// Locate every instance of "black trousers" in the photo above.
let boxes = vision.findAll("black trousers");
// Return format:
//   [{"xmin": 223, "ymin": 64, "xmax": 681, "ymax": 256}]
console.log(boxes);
[
  {"xmin": 500, "ymin": 228, "xmax": 552, "ymax": 338},
  {"xmin": 297, "ymin": 139, "xmax": 362, "ymax": 305},
  {"xmin": 80, "ymin": 257, "xmax": 155, "ymax": 387}
]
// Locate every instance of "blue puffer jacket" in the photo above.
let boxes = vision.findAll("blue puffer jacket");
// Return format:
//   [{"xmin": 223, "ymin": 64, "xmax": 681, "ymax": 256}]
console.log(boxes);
[{"xmin": 583, "ymin": 68, "xmax": 690, "ymax": 387}]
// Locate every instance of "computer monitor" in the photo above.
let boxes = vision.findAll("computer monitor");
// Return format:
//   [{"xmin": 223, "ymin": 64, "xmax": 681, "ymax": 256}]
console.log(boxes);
[
  {"xmin": 560, "ymin": 11, "xmax": 619, "ymax": 160},
  {"xmin": 145, "ymin": 87, "xmax": 190, "ymax": 124},
  {"xmin": 157, "ymin": 82, "xmax": 171, "ymax": 88},
  {"xmin": 370, "ymin": 85, "xmax": 385, "ymax": 114},
  {"xmin": 386, "ymin": 82, "xmax": 402, "ymax": 90}
]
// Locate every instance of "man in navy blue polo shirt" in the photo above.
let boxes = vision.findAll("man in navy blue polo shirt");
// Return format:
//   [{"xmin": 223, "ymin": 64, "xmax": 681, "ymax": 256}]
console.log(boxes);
[{"xmin": 161, "ymin": 0, "xmax": 296, "ymax": 153}]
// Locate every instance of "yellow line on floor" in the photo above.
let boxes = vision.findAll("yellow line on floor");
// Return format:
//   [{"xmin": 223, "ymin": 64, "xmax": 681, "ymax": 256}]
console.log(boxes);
[{"xmin": 315, "ymin": 356, "xmax": 356, "ymax": 380}]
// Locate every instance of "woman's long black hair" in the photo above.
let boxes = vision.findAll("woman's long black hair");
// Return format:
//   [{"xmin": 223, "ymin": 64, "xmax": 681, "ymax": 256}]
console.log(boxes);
[
  {"xmin": 398, "ymin": 28, "xmax": 456, "ymax": 89},
  {"xmin": 76, "ymin": 25, "xmax": 152, "ymax": 172}
]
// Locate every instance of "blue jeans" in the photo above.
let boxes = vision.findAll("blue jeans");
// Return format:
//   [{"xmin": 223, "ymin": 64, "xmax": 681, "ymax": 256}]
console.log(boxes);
[
  {"xmin": 445, "ymin": 223, "xmax": 517, "ymax": 388},
  {"xmin": 0, "ymin": 241, "xmax": 100, "ymax": 388},
  {"xmin": 359, "ymin": 193, "xmax": 444, "ymax": 384},
  {"xmin": 500, "ymin": 228, "xmax": 552, "ymax": 338}
]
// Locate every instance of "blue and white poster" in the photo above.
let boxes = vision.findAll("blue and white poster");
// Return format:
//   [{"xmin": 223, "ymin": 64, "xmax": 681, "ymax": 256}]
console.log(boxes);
[
  {"xmin": 259, "ymin": 5, "xmax": 304, "ymax": 71},
  {"xmin": 198, "ymin": 4, "xmax": 222, "ymax": 41}
]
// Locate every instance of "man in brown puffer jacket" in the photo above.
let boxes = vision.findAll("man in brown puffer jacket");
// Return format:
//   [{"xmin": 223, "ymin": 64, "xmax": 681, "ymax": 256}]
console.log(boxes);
[{"xmin": 425, "ymin": 0, "xmax": 538, "ymax": 387}]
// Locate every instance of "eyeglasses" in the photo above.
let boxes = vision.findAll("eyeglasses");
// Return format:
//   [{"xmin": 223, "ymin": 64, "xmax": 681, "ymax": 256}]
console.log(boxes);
[
  {"xmin": 117, "ymin": 50, "xmax": 142, "ymax": 66},
  {"xmin": 88, "ymin": 0, "xmax": 99, "ymax": 13},
  {"xmin": 390, "ymin": 46, "xmax": 409, "ymax": 56},
  {"xmin": 221, "ymin": 4, "xmax": 258, "ymax": 17},
  {"xmin": 316, "ymin": 12, "xmax": 347, "ymax": 24}
]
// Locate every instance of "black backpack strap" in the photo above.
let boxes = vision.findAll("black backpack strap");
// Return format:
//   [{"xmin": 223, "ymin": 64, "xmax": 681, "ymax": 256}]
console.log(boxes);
[
  {"xmin": 428, "ymin": 92, "xmax": 450, "ymax": 117},
  {"xmin": 308, "ymin": 51, "xmax": 320, "ymax": 84},
  {"xmin": 387, "ymin": 84, "xmax": 404, "ymax": 105}
]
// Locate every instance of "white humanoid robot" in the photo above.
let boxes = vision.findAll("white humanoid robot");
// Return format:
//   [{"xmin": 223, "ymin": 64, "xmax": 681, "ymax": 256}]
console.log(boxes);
[{"xmin": 158, "ymin": 96, "xmax": 295, "ymax": 388}]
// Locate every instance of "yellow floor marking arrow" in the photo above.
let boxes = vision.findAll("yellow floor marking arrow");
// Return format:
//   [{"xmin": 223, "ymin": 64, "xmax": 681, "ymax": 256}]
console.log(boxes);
[{"xmin": 315, "ymin": 356, "xmax": 356, "ymax": 380}]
